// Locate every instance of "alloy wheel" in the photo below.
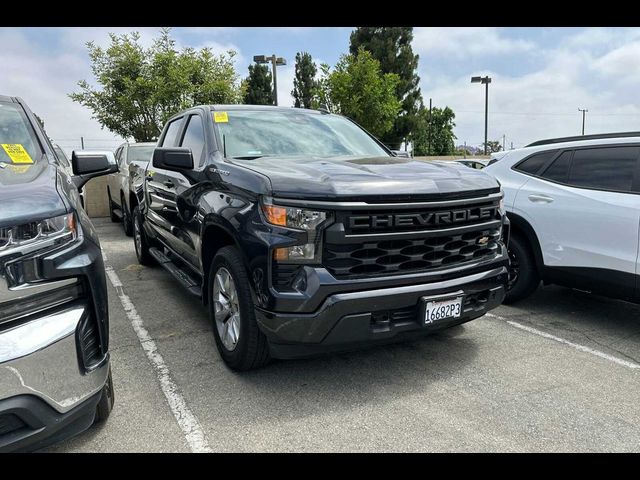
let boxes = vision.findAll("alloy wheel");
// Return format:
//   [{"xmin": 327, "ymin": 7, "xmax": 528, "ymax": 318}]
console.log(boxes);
[{"xmin": 213, "ymin": 267, "xmax": 241, "ymax": 351}]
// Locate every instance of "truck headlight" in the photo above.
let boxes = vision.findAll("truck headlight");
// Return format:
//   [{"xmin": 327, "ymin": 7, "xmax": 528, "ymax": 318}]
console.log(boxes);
[
  {"xmin": 261, "ymin": 199, "xmax": 327, "ymax": 263},
  {"xmin": 0, "ymin": 213, "xmax": 77, "ymax": 256}
]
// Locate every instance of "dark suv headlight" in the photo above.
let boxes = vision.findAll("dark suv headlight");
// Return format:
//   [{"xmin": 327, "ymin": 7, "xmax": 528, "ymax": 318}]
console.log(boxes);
[{"xmin": 260, "ymin": 198, "xmax": 327, "ymax": 262}]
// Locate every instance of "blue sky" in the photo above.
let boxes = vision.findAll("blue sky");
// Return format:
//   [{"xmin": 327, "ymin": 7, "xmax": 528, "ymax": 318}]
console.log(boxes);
[{"xmin": 3, "ymin": 27, "xmax": 640, "ymax": 153}]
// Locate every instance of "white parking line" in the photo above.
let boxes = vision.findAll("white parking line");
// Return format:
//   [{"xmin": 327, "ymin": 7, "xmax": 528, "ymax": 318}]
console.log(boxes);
[
  {"xmin": 486, "ymin": 312, "xmax": 640, "ymax": 370},
  {"xmin": 103, "ymin": 257, "xmax": 212, "ymax": 453}
]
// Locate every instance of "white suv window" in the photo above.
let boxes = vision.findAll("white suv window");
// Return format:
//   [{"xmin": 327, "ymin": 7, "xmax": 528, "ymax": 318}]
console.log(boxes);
[
  {"xmin": 568, "ymin": 146, "xmax": 639, "ymax": 192},
  {"xmin": 514, "ymin": 150, "xmax": 557, "ymax": 175},
  {"xmin": 540, "ymin": 150, "xmax": 572, "ymax": 183}
]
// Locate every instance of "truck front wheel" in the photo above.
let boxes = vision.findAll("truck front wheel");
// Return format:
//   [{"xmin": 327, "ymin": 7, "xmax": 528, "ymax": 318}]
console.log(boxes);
[
  {"xmin": 133, "ymin": 205, "xmax": 154, "ymax": 266},
  {"xmin": 208, "ymin": 246, "xmax": 270, "ymax": 371},
  {"xmin": 121, "ymin": 194, "xmax": 133, "ymax": 237}
]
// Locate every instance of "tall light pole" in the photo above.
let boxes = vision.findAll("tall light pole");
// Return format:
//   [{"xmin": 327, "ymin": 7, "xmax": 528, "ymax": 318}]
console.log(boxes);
[
  {"xmin": 471, "ymin": 75, "xmax": 492, "ymax": 155},
  {"xmin": 578, "ymin": 108, "xmax": 588, "ymax": 135},
  {"xmin": 253, "ymin": 54, "xmax": 287, "ymax": 106}
]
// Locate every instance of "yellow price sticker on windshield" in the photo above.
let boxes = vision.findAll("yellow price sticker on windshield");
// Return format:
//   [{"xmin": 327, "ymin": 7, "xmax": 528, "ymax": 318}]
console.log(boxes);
[
  {"xmin": 2, "ymin": 144, "xmax": 34, "ymax": 164},
  {"xmin": 213, "ymin": 111, "xmax": 229, "ymax": 123}
]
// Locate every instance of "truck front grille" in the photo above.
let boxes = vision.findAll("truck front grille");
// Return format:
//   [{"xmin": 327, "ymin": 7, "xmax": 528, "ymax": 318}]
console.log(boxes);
[
  {"xmin": 323, "ymin": 193, "xmax": 503, "ymax": 279},
  {"xmin": 325, "ymin": 227, "xmax": 501, "ymax": 278}
]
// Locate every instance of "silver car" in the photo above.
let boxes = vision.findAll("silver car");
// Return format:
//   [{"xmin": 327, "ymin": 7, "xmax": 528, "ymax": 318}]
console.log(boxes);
[{"xmin": 106, "ymin": 142, "xmax": 155, "ymax": 236}]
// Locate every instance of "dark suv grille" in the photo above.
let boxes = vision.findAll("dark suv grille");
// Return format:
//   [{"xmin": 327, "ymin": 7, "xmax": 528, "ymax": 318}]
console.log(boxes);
[
  {"xmin": 323, "ymin": 194, "xmax": 503, "ymax": 279},
  {"xmin": 325, "ymin": 227, "xmax": 501, "ymax": 278}
]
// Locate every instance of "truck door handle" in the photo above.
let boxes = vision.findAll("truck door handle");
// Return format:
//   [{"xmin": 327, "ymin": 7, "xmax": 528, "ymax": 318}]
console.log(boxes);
[
  {"xmin": 528, "ymin": 194, "xmax": 553, "ymax": 203},
  {"xmin": 163, "ymin": 180, "xmax": 175, "ymax": 188}
]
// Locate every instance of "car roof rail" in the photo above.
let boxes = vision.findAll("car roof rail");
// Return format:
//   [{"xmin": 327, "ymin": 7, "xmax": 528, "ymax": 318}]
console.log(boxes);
[{"xmin": 526, "ymin": 131, "xmax": 640, "ymax": 147}]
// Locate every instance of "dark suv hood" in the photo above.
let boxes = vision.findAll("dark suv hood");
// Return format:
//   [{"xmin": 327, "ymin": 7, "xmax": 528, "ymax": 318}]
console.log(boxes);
[
  {"xmin": 0, "ymin": 162, "xmax": 67, "ymax": 228},
  {"xmin": 230, "ymin": 156, "xmax": 499, "ymax": 199}
]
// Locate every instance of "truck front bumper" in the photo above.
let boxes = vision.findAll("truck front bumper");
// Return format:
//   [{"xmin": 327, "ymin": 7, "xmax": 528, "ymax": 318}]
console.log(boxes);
[
  {"xmin": 0, "ymin": 234, "xmax": 110, "ymax": 452},
  {"xmin": 256, "ymin": 266, "xmax": 507, "ymax": 359}
]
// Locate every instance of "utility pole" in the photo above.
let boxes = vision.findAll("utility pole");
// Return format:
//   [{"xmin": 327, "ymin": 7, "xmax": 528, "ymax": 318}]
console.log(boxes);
[
  {"xmin": 80, "ymin": 136, "xmax": 84, "ymax": 149},
  {"xmin": 502, "ymin": 134, "xmax": 506, "ymax": 152},
  {"xmin": 427, "ymin": 98, "xmax": 433, "ymax": 156},
  {"xmin": 253, "ymin": 54, "xmax": 287, "ymax": 106},
  {"xmin": 578, "ymin": 108, "xmax": 588, "ymax": 135},
  {"xmin": 471, "ymin": 76, "xmax": 492, "ymax": 155},
  {"xmin": 464, "ymin": 141, "xmax": 467, "ymax": 159}
]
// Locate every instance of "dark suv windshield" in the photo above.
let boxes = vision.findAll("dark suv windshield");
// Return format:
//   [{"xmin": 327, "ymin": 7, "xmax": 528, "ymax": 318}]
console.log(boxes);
[
  {"xmin": 214, "ymin": 109, "xmax": 389, "ymax": 159},
  {"xmin": 0, "ymin": 102, "xmax": 42, "ymax": 165}
]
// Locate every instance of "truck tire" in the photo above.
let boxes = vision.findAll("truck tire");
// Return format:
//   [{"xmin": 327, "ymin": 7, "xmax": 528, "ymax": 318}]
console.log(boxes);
[
  {"xmin": 93, "ymin": 366, "xmax": 114, "ymax": 424},
  {"xmin": 133, "ymin": 205, "xmax": 154, "ymax": 266},
  {"xmin": 121, "ymin": 194, "xmax": 133, "ymax": 237},
  {"xmin": 504, "ymin": 233, "xmax": 540, "ymax": 304},
  {"xmin": 107, "ymin": 188, "xmax": 119, "ymax": 223},
  {"xmin": 208, "ymin": 246, "xmax": 270, "ymax": 371}
]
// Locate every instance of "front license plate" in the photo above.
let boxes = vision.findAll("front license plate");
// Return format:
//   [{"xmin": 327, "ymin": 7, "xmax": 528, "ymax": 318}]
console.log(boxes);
[{"xmin": 424, "ymin": 297, "xmax": 463, "ymax": 325}]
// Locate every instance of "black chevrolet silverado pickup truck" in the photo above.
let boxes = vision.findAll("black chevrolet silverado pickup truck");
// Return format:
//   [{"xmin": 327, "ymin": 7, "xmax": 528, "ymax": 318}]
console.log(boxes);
[{"xmin": 134, "ymin": 105, "xmax": 509, "ymax": 370}]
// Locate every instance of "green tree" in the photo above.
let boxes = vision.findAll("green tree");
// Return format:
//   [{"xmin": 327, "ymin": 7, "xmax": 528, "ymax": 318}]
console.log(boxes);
[
  {"xmin": 349, "ymin": 27, "xmax": 423, "ymax": 149},
  {"xmin": 412, "ymin": 105, "xmax": 457, "ymax": 156},
  {"xmin": 310, "ymin": 63, "xmax": 334, "ymax": 112},
  {"xmin": 292, "ymin": 52, "xmax": 318, "ymax": 109},
  {"xmin": 322, "ymin": 48, "xmax": 401, "ymax": 139},
  {"xmin": 481, "ymin": 140, "xmax": 503, "ymax": 153},
  {"xmin": 69, "ymin": 28, "xmax": 242, "ymax": 142},
  {"xmin": 243, "ymin": 64, "xmax": 274, "ymax": 105}
]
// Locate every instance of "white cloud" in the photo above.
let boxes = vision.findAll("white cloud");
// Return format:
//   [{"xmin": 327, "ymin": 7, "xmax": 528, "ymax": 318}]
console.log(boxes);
[
  {"xmin": 0, "ymin": 27, "xmax": 247, "ymax": 154},
  {"xmin": 0, "ymin": 28, "xmax": 124, "ymax": 153},
  {"xmin": 591, "ymin": 41, "xmax": 640, "ymax": 81},
  {"xmin": 413, "ymin": 27, "xmax": 534, "ymax": 58},
  {"xmin": 275, "ymin": 62, "xmax": 295, "ymax": 107},
  {"xmin": 418, "ymin": 28, "xmax": 640, "ymax": 149}
]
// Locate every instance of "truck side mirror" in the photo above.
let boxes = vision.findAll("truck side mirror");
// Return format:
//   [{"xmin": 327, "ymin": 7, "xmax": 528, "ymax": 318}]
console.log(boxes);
[
  {"xmin": 71, "ymin": 150, "xmax": 118, "ymax": 190},
  {"xmin": 152, "ymin": 147, "xmax": 194, "ymax": 172}
]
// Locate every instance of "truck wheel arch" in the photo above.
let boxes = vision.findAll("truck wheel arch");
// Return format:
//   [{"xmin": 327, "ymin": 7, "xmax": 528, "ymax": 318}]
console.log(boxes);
[{"xmin": 201, "ymin": 222, "xmax": 240, "ymax": 305}]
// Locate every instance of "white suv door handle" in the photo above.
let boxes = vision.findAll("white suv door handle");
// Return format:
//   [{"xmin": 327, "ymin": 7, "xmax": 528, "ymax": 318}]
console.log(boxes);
[{"xmin": 528, "ymin": 194, "xmax": 554, "ymax": 203}]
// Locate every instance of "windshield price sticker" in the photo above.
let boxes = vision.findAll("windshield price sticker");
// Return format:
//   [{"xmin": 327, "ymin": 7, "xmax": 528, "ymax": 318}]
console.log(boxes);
[
  {"xmin": 2, "ymin": 144, "xmax": 34, "ymax": 164},
  {"xmin": 213, "ymin": 111, "xmax": 229, "ymax": 123}
]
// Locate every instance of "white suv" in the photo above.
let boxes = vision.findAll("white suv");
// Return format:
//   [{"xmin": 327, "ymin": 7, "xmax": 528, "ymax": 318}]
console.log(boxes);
[{"xmin": 484, "ymin": 132, "xmax": 640, "ymax": 304}]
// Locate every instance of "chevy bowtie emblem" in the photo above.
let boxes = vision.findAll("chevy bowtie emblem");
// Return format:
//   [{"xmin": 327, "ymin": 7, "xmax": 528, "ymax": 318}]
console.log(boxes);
[{"xmin": 477, "ymin": 236, "xmax": 490, "ymax": 245}]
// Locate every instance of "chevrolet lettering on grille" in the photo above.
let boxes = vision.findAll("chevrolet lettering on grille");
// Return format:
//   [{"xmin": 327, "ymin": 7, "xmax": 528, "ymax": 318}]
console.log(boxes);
[{"xmin": 348, "ymin": 206, "xmax": 498, "ymax": 230}]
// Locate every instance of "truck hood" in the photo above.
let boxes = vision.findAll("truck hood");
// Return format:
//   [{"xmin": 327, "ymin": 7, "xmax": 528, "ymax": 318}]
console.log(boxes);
[
  {"xmin": 229, "ymin": 156, "xmax": 499, "ymax": 199},
  {"xmin": 0, "ymin": 161, "xmax": 67, "ymax": 228}
]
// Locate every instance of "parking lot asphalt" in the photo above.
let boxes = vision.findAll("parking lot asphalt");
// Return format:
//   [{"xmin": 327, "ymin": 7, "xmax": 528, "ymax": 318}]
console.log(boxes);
[{"xmin": 46, "ymin": 218, "xmax": 640, "ymax": 452}]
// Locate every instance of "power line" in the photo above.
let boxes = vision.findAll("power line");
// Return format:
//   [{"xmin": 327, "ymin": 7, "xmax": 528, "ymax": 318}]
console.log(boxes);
[{"xmin": 456, "ymin": 110, "xmax": 640, "ymax": 117}]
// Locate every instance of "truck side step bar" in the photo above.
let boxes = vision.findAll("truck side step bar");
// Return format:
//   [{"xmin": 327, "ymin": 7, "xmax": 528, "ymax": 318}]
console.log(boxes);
[{"xmin": 148, "ymin": 247, "xmax": 202, "ymax": 298}]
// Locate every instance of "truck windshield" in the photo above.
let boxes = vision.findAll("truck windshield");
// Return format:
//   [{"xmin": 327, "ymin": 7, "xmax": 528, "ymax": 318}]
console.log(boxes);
[
  {"xmin": 215, "ymin": 110, "xmax": 389, "ymax": 159},
  {"xmin": 0, "ymin": 102, "xmax": 43, "ymax": 166}
]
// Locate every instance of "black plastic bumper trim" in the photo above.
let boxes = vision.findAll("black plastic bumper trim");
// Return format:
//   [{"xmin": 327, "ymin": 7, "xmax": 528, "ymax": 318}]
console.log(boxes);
[{"xmin": 0, "ymin": 391, "xmax": 101, "ymax": 452}]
